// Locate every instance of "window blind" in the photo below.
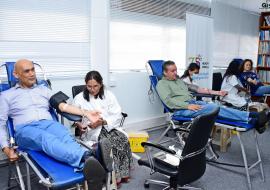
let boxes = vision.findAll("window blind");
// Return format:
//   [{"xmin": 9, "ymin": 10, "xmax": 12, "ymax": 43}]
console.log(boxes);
[
  {"xmin": 110, "ymin": 0, "xmax": 211, "ymax": 71},
  {"xmin": 0, "ymin": 0, "xmax": 91, "ymax": 78}
]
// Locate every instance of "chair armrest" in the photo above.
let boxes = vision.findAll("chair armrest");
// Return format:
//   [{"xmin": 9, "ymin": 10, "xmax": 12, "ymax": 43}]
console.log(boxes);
[
  {"xmin": 141, "ymin": 142, "xmax": 176, "ymax": 155},
  {"xmin": 120, "ymin": 112, "xmax": 128, "ymax": 127},
  {"xmin": 59, "ymin": 112, "xmax": 82, "ymax": 122},
  {"xmin": 192, "ymin": 92, "xmax": 216, "ymax": 98}
]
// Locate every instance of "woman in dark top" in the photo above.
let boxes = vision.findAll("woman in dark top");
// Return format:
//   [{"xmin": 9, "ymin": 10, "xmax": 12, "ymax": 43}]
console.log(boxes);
[{"xmin": 239, "ymin": 59, "xmax": 270, "ymax": 96}]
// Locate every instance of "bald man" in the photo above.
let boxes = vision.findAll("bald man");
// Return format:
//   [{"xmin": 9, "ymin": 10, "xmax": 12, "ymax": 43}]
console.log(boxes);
[{"xmin": 0, "ymin": 59, "xmax": 110, "ymax": 190}]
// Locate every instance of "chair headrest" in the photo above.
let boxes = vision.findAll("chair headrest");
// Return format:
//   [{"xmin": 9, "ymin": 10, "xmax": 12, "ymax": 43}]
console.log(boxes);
[
  {"xmin": 4, "ymin": 62, "xmax": 50, "ymax": 89},
  {"xmin": 233, "ymin": 58, "xmax": 243, "ymax": 65},
  {"xmin": 148, "ymin": 60, "xmax": 164, "ymax": 80},
  {"xmin": 72, "ymin": 85, "xmax": 86, "ymax": 98},
  {"xmin": 212, "ymin": 72, "xmax": 223, "ymax": 91},
  {"xmin": 0, "ymin": 83, "xmax": 10, "ymax": 93}
]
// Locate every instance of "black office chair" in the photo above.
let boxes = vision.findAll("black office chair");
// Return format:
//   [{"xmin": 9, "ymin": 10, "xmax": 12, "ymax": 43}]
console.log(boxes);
[
  {"xmin": 71, "ymin": 85, "xmax": 128, "ymax": 136},
  {"xmin": 138, "ymin": 107, "xmax": 219, "ymax": 190}
]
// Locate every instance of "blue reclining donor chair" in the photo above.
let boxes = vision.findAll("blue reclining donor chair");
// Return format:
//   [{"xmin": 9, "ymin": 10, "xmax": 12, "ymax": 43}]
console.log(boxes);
[
  {"xmin": 0, "ymin": 62, "xmax": 106, "ymax": 190},
  {"xmin": 146, "ymin": 60, "xmax": 265, "ymax": 190}
]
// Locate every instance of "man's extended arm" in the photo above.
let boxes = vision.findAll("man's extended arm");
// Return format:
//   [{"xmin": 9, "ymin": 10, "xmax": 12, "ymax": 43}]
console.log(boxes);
[
  {"xmin": 186, "ymin": 83, "xmax": 227, "ymax": 96},
  {"xmin": 0, "ymin": 95, "xmax": 10, "ymax": 149},
  {"xmin": 58, "ymin": 103, "xmax": 101, "ymax": 123},
  {"xmin": 0, "ymin": 95, "xmax": 19, "ymax": 161}
]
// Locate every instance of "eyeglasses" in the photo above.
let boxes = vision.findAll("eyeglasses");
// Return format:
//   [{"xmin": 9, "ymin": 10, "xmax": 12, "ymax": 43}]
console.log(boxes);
[{"xmin": 86, "ymin": 84, "xmax": 101, "ymax": 90}]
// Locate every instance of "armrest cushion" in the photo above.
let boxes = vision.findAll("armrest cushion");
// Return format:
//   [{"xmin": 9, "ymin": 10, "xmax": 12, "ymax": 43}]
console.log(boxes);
[
  {"xmin": 59, "ymin": 112, "xmax": 82, "ymax": 122},
  {"xmin": 49, "ymin": 91, "xmax": 69, "ymax": 112},
  {"xmin": 192, "ymin": 92, "xmax": 216, "ymax": 98}
]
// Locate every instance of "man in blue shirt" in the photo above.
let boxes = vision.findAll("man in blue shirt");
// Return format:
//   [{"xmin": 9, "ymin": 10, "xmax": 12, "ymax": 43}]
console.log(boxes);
[{"xmin": 0, "ymin": 59, "xmax": 110, "ymax": 190}]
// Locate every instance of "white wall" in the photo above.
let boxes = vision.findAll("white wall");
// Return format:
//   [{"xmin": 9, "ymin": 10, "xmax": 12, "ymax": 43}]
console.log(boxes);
[
  {"xmin": 109, "ymin": 72, "xmax": 165, "ymax": 131},
  {"xmin": 212, "ymin": 0, "xmax": 259, "ymax": 67}
]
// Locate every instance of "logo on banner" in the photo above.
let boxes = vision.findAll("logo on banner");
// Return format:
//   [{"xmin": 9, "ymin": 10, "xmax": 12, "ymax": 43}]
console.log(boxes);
[
  {"xmin": 188, "ymin": 54, "xmax": 209, "ymax": 81},
  {"xmin": 188, "ymin": 54, "xmax": 201, "ymax": 67}
]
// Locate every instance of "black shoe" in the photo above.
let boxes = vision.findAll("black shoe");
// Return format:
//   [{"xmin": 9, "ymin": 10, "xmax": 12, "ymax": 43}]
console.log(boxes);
[
  {"xmin": 255, "ymin": 111, "xmax": 268, "ymax": 134},
  {"xmin": 83, "ymin": 157, "xmax": 106, "ymax": 190},
  {"xmin": 256, "ymin": 127, "xmax": 266, "ymax": 134},
  {"xmin": 98, "ymin": 138, "xmax": 113, "ymax": 172},
  {"xmin": 267, "ymin": 111, "xmax": 270, "ymax": 120}
]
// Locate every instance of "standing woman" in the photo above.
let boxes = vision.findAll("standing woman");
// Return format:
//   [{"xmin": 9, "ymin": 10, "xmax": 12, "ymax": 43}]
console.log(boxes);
[
  {"xmin": 73, "ymin": 71, "xmax": 133, "ymax": 188},
  {"xmin": 180, "ymin": 62, "xmax": 200, "ymax": 84},
  {"xmin": 239, "ymin": 59, "xmax": 270, "ymax": 96}
]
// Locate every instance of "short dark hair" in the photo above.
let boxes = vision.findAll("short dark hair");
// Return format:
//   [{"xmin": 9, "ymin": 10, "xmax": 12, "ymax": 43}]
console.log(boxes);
[
  {"xmin": 239, "ymin": 59, "xmax": 253, "ymax": 72},
  {"xmin": 83, "ymin": 70, "xmax": 104, "ymax": 101},
  {"xmin": 162, "ymin": 60, "xmax": 175, "ymax": 75}
]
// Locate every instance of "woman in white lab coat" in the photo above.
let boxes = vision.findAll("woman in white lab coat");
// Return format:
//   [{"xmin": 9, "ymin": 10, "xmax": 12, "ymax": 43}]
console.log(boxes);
[{"xmin": 73, "ymin": 71, "xmax": 133, "ymax": 187}]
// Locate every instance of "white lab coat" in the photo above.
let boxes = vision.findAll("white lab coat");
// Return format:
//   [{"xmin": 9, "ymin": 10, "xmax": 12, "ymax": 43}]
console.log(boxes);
[
  {"xmin": 73, "ymin": 89, "xmax": 126, "ymax": 142},
  {"xmin": 221, "ymin": 75, "xmax": 247, "ymax": 107}
]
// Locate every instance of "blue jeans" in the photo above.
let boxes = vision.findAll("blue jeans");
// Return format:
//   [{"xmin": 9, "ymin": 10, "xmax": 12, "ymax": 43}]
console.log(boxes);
[
  {"xmin": 15, "ymin": 120, "xmax": 87, "ymax": 169},
  {"xmin": 174, "ymin": 100, "xmax": 249, "ymax": 123},
  {"xmin": 255, "ymin": 86, "xmax": 270, "ymax": 96}
]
